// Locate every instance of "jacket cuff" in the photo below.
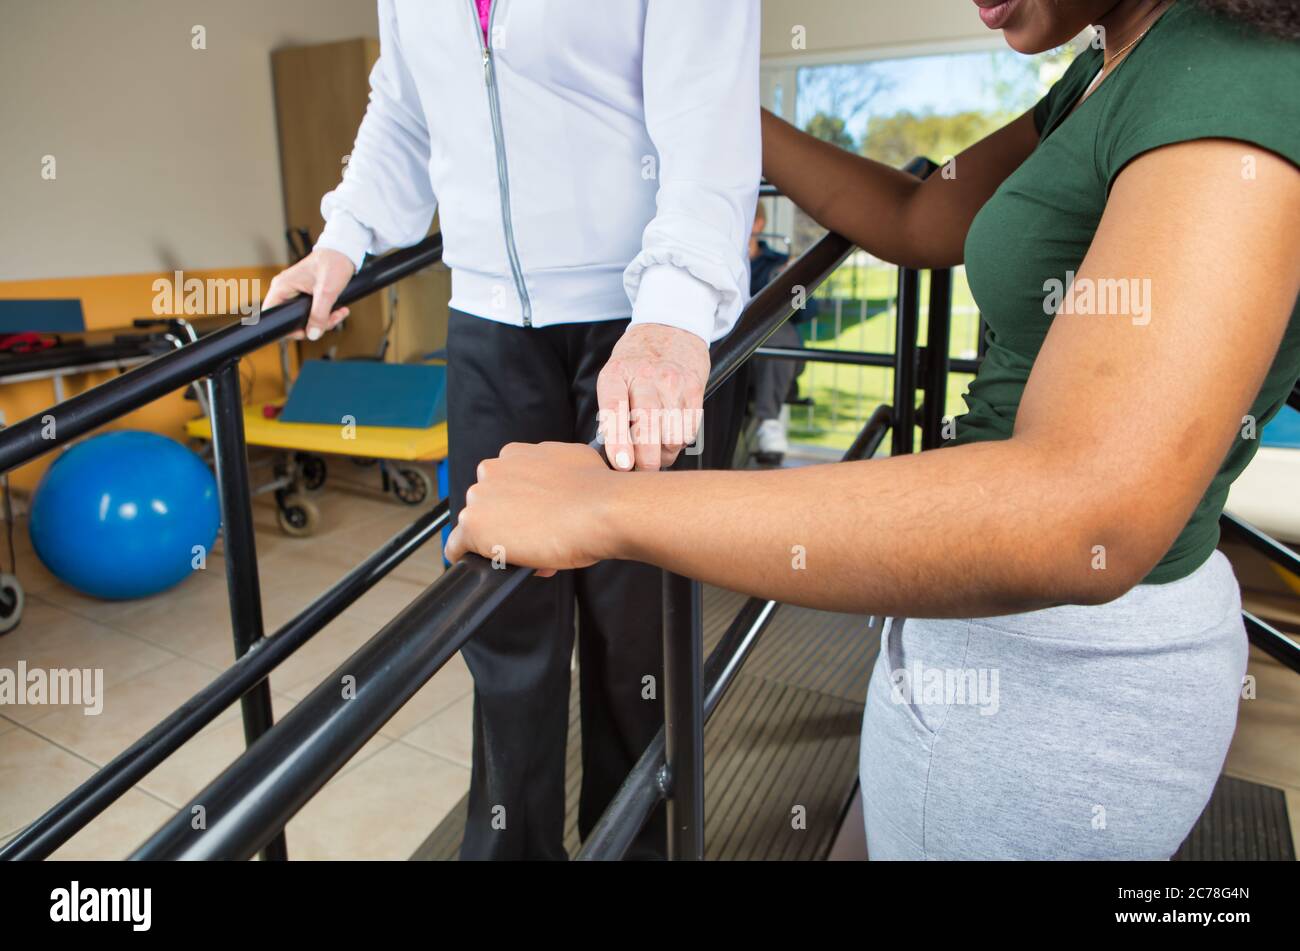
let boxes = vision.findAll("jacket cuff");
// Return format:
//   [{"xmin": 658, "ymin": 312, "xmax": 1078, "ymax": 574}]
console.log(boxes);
[
  {"xmin": 628, "ymin": 264, "xmax": 723, "ymax": 344},
  {"xmin": 314, "ymin": 212, "xmax": 374, "ymax": 271}
]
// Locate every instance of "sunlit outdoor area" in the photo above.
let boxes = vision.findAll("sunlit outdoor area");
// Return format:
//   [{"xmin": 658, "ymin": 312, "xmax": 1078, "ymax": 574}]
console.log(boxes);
[{"xmin": 766, "ymin": 47, "xmax": 1074, "ymax": 451}]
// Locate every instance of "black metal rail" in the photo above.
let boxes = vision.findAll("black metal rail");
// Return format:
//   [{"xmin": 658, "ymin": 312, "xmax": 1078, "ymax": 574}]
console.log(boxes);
[
  {"xmin": 0, "ymin": 502, "xmax": 449, "ymax": 861},
  {"xmin": 1222, "ymin": 512, "xmax": 1300, "ymax": 675},
  {"xmin": 128, "ymin": 230, "xmax": 856, "ymax": 861},
  {"xmin": 1222, "ymin": 511, "xmax": 1300, "ymax": 578},
  {"xmin": 577, "ymin": 404, "xmax": 893, "ymax": 860},
  {"xmin": 0, "ymin": 234, "xmax": 444, "ymax": 474},
  {"xmin": 754, "ymin": 344, "xmax": 980, "ymax": 376},
  {"xmin": 0, "ymin": 234, "xmax": 446, "ymax": 862},
  {"xmin": 206, "ymin": 360, "xmax": 284, "ymax": 861},
  {"xmin": 1243, "ymin": 611, "xmax": 1300, "ymax": 674},
  {"xmin": 5, "ymin": 150, "xmax": 1294, "ymax": 861}
]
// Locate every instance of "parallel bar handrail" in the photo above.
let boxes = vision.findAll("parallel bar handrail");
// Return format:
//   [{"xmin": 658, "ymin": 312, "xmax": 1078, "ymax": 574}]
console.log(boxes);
[
  {"xmin": 755, "ymin": 345, "xmax": 980, "ymax": 376},
  {"xmin": 129, "ymin": 230, "xmax": 855, "ymax": 861},
  {"xmin": 1243, "ymin": 610, "xmax": 1300, "ymax": 673},
  {"xmin": 1221, "ymin": 511, "xmax": 1300, "ymax": 578},
  {"xmin": 0, "ymin": 233, "xmax": 445, "ymax": 860},
  {"xmin": 577, "ymin": 403, "xmax": 892, "ymax": 860},
  {"xmin": 0, "ymin": 501, "xmax": 449, "ymax": 861},
  {"xmin": 0, "ymin": 233, "xmax": 444, "ymax": 474}
]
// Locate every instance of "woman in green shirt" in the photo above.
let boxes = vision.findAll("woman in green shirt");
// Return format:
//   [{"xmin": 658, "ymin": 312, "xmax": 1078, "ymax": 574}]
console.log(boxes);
[{"xmin": 448, "ymin": 0, "xmax": 1300, "ymax": 858}]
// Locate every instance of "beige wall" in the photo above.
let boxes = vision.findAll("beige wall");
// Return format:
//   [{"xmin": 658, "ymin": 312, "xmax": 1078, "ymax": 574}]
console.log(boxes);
[
  {"xmin": 1, "ymin": 0, "xmax": 992, "ymax": 282},
  {"xmin": 0, "ymin": 0, "xmax": 378, "ymax": 281},
  {"xmin": 761, "ymin": 0, "xmax": 994, "ymax": 60}
]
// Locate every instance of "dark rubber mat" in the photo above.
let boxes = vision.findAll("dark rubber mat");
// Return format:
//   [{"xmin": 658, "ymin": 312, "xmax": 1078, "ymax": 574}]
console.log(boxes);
[
  {"xmin": 411, "ymin": 585, "xmax": 879, "ymax": 860},
  {"xmin": 1175, "ymin": 774, "xmax": 1295, "ymax": 861}
]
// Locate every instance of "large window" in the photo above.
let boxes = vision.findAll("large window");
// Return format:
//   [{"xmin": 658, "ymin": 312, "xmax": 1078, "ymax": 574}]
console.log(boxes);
[{"xmin": 762, "ymin": 46, "xmax": 1074, "ymax": 452}]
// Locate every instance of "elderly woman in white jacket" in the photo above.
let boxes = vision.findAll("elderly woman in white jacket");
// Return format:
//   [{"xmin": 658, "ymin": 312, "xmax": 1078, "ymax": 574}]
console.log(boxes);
[{"xmin": 260, "ymin": 0, "xmax": 762, "ymax": 861}]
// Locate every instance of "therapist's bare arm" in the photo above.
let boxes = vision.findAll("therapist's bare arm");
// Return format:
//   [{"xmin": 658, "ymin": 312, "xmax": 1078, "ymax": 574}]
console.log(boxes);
[
  {"xmin": 761, "ymin": 108, "xmax": 1040, "ymax": 269},
  {"xmin": 448, "ymin": 141, "xmax": 1300, "ymax": 616}
]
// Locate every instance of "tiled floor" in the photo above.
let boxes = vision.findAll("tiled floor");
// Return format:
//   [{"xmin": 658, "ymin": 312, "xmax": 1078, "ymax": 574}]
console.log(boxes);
[
  {"xmin": 1, "ymin": 474, "xmax": 471, "ymax": 860},
  {"xmin": 3, "ymin": 465, "xmax": 1298, "ymax": 860}
]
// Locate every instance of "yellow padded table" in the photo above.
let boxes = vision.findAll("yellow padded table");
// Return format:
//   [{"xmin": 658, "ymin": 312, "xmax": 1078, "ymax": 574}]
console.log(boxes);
[{"xmin": 185, "ymin": 401, "xmax": 448, "ymax": 462}]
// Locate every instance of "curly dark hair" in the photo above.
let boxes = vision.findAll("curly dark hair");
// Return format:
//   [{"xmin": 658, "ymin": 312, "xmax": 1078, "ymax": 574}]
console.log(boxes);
[{"xmin": 1191, "ymin": 0, "xmax": 1300, "ymax": 39}]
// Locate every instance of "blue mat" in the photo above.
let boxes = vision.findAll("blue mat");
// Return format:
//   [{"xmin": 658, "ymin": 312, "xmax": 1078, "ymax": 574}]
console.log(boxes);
[
  {"xmin": 1262, "ymin": 405, "xmax": 1300, "ymax": 450},
  {"xmin": 0, "ymin": 299, "xmax": 85, "ymax": 333},
  {"xmin": 280, "ymin": 360, "xmax": 447, "ymax": 429}
]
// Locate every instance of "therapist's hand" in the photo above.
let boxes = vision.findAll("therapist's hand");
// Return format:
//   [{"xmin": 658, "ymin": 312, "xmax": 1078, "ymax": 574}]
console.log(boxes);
[
  {"xmin": 445, "ymin": 442, "xmax": 621, "ymax": 576},
  {"xmin": 260, "ymin": 248, "xmax": 356, "ymax": 341},
  {"xmin": 597, "ymin": 323, "xmax": 709, "ymax": 471}
]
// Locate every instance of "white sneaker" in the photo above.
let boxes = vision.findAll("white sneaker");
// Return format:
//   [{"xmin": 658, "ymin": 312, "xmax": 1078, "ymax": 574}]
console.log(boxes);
[{"xmin": 755, "ymin": 418, "xmax": 788, "ymax": 464}]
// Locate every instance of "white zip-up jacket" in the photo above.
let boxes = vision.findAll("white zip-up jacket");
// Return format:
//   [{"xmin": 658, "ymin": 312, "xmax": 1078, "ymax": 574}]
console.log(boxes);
[{"xmin": 316, "ymin": 0, "xmax": 761, "ymax": 343}]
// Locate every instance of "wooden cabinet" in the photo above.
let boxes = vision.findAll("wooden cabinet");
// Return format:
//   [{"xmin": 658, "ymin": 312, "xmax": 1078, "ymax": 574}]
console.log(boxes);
[{"xmin": 270, "ymin": 38, "xmax": 450, "ymax": 366}]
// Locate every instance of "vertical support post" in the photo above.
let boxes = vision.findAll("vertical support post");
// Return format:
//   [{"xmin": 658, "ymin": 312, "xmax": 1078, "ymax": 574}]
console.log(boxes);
[
  {"xmin": 921, "ymin": 268, "xmax": 953, "ymax": 451},
  {"xmin": 661, "ymin": 449, "xmax": 705, "ymax": 860},
  {"xmin": 892, "ymin": 266, "xmax": 921, "ymax": 456},
  {"xmin": 207, "ymin": 359, "xmax": 287, "ymax": 862},
  {"xmin": 662, "ymin": 568, "xmax": 704, "ymax": 860}
]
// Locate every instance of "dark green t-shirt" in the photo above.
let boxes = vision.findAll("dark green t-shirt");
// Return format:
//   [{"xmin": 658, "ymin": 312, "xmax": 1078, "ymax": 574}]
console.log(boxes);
[{"xmin": 958, "ymin": 2, "xmax": 1300, "ymax": 584}]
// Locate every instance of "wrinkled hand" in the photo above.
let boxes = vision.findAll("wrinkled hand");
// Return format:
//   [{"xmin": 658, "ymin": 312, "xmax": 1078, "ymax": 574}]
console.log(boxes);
[
  {"xmin": 260, "ymin": 248, "xmax": 356, "ymax": 341},
  {"xmin": 597, "ymin": 323, "xmax": 709, "ymax": 471},
  {"xmin": 445, "ymin": 442, "xmax": 621, "ymax": 576}
]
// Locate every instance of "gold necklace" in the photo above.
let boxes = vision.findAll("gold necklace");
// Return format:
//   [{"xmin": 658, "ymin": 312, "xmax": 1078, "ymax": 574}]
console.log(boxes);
[
  {"xmin": 1105, "ymin": 23, "xmax": 1154, "ymax": 64},
  {"xmin": 1084, "ymin": 2, "xmax": 1171, "ymax": 98}
]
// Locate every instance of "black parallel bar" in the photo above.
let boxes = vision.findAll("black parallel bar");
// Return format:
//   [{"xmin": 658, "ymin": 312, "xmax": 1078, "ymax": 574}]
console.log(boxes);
[
  {"xmin": 0, "ymin": 502, "xmax": 448, "ymax": 861},
  {"xmin": 890, "ymin": 155, "xmax": 937, "ymax": 458},
  {"xmin": 755, "ymin": 345, "xmax": 979, "ymax": 376},
  {"xmin": 1220, "ymin": 511, "xmax": 1300, "ymax": 577},
  {"xmin": 756, "ymin": 346, "xmax": 893, "ymax": 368},
  {"xmin": 1243, "ymin": 611, "xmax": 1300, "ymax": 676},
  {"xmin": 0, "ymin": 234, "xmax": 444, "ymax": 474},
  {"xmin": 892, "ymin": 266, "xmax": 921, "ymax": 456},
  {"xmin": 661, "ymin": 447, "xmax": 705, "ymax": 861},
  {"xmin": 578, "ymin": 403, "xmax": 893, "ymax": 860},
  {"xmin": 129, "ymin": 230, "xmax": 856, "ymax": 862},
  {"xmin": 206, "ymin": 361, "xmax": 284, "ymax": 861},
  {"xmin": 708, "ymin": 233, "xmax": 855, "ymax": 397},
  {"xmin": 580, "ymin": 598, "xmax": 776, "ymax": 863},
  {"xmin": 921, "ymin": 268, "xmax": 953, "ymax": 450},
  {"xmin": 133, "ymin": 547, "xmax": 532, "ymax": 861}
]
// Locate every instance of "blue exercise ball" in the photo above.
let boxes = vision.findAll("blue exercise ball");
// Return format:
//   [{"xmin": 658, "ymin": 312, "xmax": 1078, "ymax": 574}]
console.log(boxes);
[{"xmin": 29, "ymin": 431, "xmax": 220, "ymax": 600}]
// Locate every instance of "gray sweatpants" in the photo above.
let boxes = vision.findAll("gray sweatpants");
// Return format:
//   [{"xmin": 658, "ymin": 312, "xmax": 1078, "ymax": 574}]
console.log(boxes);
[{"xmin": 859, "ymin": 549, "xmax": 1248, "ymax": 859}]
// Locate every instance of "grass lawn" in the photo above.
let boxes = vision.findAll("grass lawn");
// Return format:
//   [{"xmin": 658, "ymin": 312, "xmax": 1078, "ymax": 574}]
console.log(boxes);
[{"xmin": 787, "ymin": 263, "xmax": 983, "ymax": 451}]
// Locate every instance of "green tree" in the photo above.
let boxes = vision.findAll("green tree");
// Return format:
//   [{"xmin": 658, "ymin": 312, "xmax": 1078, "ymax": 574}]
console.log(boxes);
[
  {"xmin": 860, "ymin": 109, "xmax": 1010, "ymax": 169},
  {"xmin": 802, "ymin": 111, "xmax": 857, "ymax": 151}
]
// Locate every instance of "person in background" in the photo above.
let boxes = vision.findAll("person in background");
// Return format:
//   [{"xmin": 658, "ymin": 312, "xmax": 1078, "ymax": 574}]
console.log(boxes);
[
  {"xmin": 262, "ymin": 0, "xmax": 760, "ymax": 860},
  {"xmin": 746, "ymin": 201, "xmax": 803, "ymax": 465}
]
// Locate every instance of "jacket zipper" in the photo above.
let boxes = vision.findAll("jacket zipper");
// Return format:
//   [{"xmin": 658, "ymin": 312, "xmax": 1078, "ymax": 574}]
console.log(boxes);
[{"xmin": 471, "ymin": 0, "xmax": 533, "ymax": 326}]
